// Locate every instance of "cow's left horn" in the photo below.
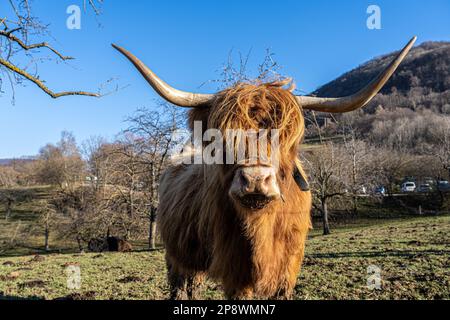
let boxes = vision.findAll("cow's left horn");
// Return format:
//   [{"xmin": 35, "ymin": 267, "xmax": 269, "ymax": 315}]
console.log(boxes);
[
  {"xmin": 296, "ymin": 36, "xmax": 416, "ymax": 113},
  {"xmin": 112, "ymin": 44, "xmax": 214, "ymax": 108}
]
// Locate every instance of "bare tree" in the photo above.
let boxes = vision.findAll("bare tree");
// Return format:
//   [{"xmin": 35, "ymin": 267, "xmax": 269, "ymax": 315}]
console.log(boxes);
[
  {"xmin": 0, "ymin": 191, "xmax": 15, "ymax": 221},
  {"xmin": 304, "ymin": 143, "xmax": 349, "ymax": 235},
  {"xmin": 370, "ymin": 148, "xmax": 415, "ymax": 196},
  {"xmin": 102, "ymin": 138, "xmax": 148, "ymax": 240},
  {"xmin": 339, "ymin": 115, "xmax": 372, "ymax": 213},
  {"xmin": 34, "ymin": 131, "xmax": 85, "ymax": 188},
  {"xmin": 0, "ymin": 166, "xmax": 18, "ymax": 187},
  {"xmin": 35, "ymin": 200, "xmax": 58, "ymax": 251},
  {"xmin": 1, "ymin": 0, "xmax": 104, "ymax": 101},
  {"xmin": 124, "ymin": 104, "xmax": 184, "ymax": 249},
  {"xmin": 0, "ymin": 219, "xmax": 24, "ymax": 255},
  {"xmin": 53, "ymin": 186, "xmax": 110, "ymax": 252},
  {"xmin": 83, "ymin": 0, "xmax": 104, "ymax": 15},
  {"xmin": 81, "ymin": 136, "xmax": 108, "ymax": 190},
  {"xmin": 431, "ymin": 117, "xmax": 450, "ymax": 179},
  {"xmin": 78, "ymin": 137, "xmax": 146, "ymax": 243}
]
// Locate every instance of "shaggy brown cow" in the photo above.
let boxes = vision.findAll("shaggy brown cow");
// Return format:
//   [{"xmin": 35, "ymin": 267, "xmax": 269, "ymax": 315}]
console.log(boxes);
[{"xmin": 113, "ymin": 37, "xmax": 416, "ymax": 299}]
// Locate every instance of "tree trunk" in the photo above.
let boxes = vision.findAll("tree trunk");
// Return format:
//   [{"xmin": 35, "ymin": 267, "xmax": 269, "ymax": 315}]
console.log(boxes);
[
  {"xmin": 322, "ymin": 199, "xmax": 330, "ymax": 235},
  {"xmin": 76, "ymin": 235, "xmax": 83, "ymax": 252},
  {"xmin": 148, "ymin": 163, "xmax": 157, "ymax": 251},
  {"xmin": 352, "ymin": 150, "xmax": 358, "ymax": 215},
  {"xmin": 435, "ymin": 177, "xmax": 444, "ymax": 208},
  {"xmin": 6, "ymin": 206, "xmax": 11, "ymax": 221},
  {"xmin": 149, "ymin": 221, "xmax": 157, "ymax": 250},
  {"xmin": 149, "ymin": 207, "xmax": 157, "ymax": 250},
  {"xmin": 44, "ymin": 226, "xmax": 50, "ymax": 251},
  {"xmin": 352, "ymin": 195, "xmax": 358, "ymax": 215},
  {"xmin": 5, "ymin": 199, "xmax": 12, "ymax": 221}
]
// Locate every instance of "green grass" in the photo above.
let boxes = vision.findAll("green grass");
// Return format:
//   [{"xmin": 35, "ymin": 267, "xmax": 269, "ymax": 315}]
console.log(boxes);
[
  {"xmin": 1, "ymin": 215, "xmax": 449, "ymax": 300},
  {"xmin": 0, "ymin": 186, "xmax": 65, "ymax": 257}
]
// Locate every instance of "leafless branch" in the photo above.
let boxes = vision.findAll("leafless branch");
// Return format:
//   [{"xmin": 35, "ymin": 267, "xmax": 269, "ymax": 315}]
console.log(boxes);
[
  {"xmin": 0, "ymin": 0, "xmax": 106, "ymax": 101},
  {"xmin": 0, "ymin": 30, "xmax": 74, "ymax": 60},
  {"xmin": 0, "ymin": 57, "xmax": 99, "ymax": 98}
]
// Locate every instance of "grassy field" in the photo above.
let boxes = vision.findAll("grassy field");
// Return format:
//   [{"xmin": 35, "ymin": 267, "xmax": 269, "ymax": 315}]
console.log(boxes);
[
  {"xmin": 0, "ymin": 186, "xmax": 75, "ymax": 257},
  {"xmin": 0, "ymin": 214, "xmax": 449, "ymax": 300}
]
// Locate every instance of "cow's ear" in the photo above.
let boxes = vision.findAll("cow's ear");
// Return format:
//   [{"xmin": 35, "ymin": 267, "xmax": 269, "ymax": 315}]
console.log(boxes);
[{"xmin": 293, "ymin": 163, "xmax": 310, "ymax": 192}]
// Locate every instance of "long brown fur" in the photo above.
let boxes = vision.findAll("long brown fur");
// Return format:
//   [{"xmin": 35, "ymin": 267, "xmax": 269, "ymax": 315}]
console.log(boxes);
[{"xmin": 157, "ymin": 80, "xmax": 312, "ymax": 299}]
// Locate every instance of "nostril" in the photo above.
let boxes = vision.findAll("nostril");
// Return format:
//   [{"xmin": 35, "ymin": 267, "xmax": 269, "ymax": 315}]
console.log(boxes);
[
  {"xmin": 264, "ymin": 175, "xmax": 272, "ymax": 185},
  {"xmin": 239, "ymin": 170, "xmax": 249, "ymax": 186}
]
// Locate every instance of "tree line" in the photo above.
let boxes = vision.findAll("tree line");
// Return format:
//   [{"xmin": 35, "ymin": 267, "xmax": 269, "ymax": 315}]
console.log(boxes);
[
  {"xmin": 0, "ymin": 104, "xmax": 183, "ymax": 251},
  {"xmin": 304, "ymin": 107, "xmax": 450, "ymax": 234},
  {"xmin": 2, "ymin": 104, "xmax": 449, "ymax": 248}
]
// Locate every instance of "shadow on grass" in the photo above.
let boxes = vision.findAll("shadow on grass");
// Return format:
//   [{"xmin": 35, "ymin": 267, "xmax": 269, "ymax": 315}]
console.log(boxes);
[
  {"xmin": 0, "ymin": 245, "xmax": 78, "ymax": 258},
  {"xmin": 308, "ymin": 249, "xmax": 450, "ymax": 259},
  {"xmin": 0, "ymin": 295, "xmax": 43, "ymax": 300},
  {"xmin": 0, "ymin": 244, "xmax": 165, "ymax": 258}
]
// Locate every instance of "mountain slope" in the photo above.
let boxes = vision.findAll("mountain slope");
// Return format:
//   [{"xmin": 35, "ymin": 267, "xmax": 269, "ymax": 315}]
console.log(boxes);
[{"xmin": 312, "ymin": 41, "xmax": 450, "ymax": 114}]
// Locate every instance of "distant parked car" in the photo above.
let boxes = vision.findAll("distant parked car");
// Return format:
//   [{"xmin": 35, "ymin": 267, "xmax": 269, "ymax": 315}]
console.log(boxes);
[
  {"xmin": 417, "ymin": 184, "xmax": 432, "ymax": 193},
  {"xmin": 374, "ymin": 186, "xmax": 386, "ymax": 196},
  {"xmin": 438, "ymin": 180, "xmax": 450, "ymax": 192},
  {"xmin": 401, "ymin": 182, "xmax": 416, "ymax": 193},
  {"xmin": 403, "ymin": 176, "xmax": 416, "ymax": 183}
]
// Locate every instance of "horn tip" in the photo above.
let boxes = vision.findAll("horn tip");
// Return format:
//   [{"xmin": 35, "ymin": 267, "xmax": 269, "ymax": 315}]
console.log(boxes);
[{"xmin": 111, "ymin": 43, "xmax": 124, "ymax": 53}]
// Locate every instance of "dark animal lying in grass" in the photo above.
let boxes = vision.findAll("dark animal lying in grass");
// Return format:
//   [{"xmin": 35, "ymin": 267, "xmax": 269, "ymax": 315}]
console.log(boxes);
[{"xmin": 88, "ymin": 236, "xmax": 132, "ymax": 252}]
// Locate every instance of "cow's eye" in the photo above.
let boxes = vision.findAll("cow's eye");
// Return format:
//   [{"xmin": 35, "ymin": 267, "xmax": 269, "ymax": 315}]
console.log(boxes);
[
  {"xmin": 279, "ymin": 169, "xmax": 286, "ymax": 181},
  {"xmin": 259, "ymin": 119, "xmax": 269, "ymax": 128}
]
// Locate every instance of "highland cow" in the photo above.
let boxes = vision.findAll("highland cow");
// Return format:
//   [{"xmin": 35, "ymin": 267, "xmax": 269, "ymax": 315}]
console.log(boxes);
[
  {"xmin": 88, "ymin": 236, "xmax": 133, "ymax": 252},
  {"xmin": 113, "ymin": 37, "xmax": 416, "ymax": 299}
]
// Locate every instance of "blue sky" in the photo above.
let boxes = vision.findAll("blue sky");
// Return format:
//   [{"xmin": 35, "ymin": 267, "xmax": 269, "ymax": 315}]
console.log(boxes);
[{"xmin": 1, "ymin": 0, "xmax": 449, "ymax": 158}]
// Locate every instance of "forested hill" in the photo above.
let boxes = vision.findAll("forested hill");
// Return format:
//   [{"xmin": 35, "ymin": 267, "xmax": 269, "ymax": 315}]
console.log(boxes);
[{"xmin": 312, "ymin": 41, "xmax": 450, "ymax": 114}]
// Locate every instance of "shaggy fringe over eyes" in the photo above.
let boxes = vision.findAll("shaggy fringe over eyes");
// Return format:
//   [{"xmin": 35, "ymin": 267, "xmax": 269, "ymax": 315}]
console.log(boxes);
[{"xmin": 207, "ymin": 79, "xmax": 304, "ymax": 155}]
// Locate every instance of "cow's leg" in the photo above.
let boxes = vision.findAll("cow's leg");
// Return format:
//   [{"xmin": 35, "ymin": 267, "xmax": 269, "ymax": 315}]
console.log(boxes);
[
  {"xmin": 272, "ymin": 285, "xmax": 293, "ymax": 300},
  {"xmin": 186, "ymin": 273, "xmax": 204, "ymax": 300},
  {"xmin": 272, "ymin": 252, "xmax": 305, "ymax": 300},
  {"xmin": 166, "ymin": 259, "xmax": 188, "ymax": 300},
  {"xmin": 224, "ymin": 286, "xmax": 254, "ymax": 300}
]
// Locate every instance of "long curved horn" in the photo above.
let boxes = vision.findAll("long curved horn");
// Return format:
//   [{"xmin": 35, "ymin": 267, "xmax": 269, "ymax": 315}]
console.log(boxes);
[
  {"xmin": 112, "ymin": 44, "xmax": 214, "ymax": 108},
  {"xmin": 297, "ymin": 37, "xmax": 417, "ymax": 113}
]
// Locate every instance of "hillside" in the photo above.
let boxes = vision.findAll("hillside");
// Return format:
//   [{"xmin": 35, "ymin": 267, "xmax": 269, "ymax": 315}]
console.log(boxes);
[
  {"xmin": 0, "ymin": 160, "xmax": 14, "ymax": 166},
  {"xmin": 313, "ymin": 41, "xmax": 450, "ymax": 114},
  {"xmin": 0, "ymin": 157, "xmax": 36, "ymax": 166}
]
